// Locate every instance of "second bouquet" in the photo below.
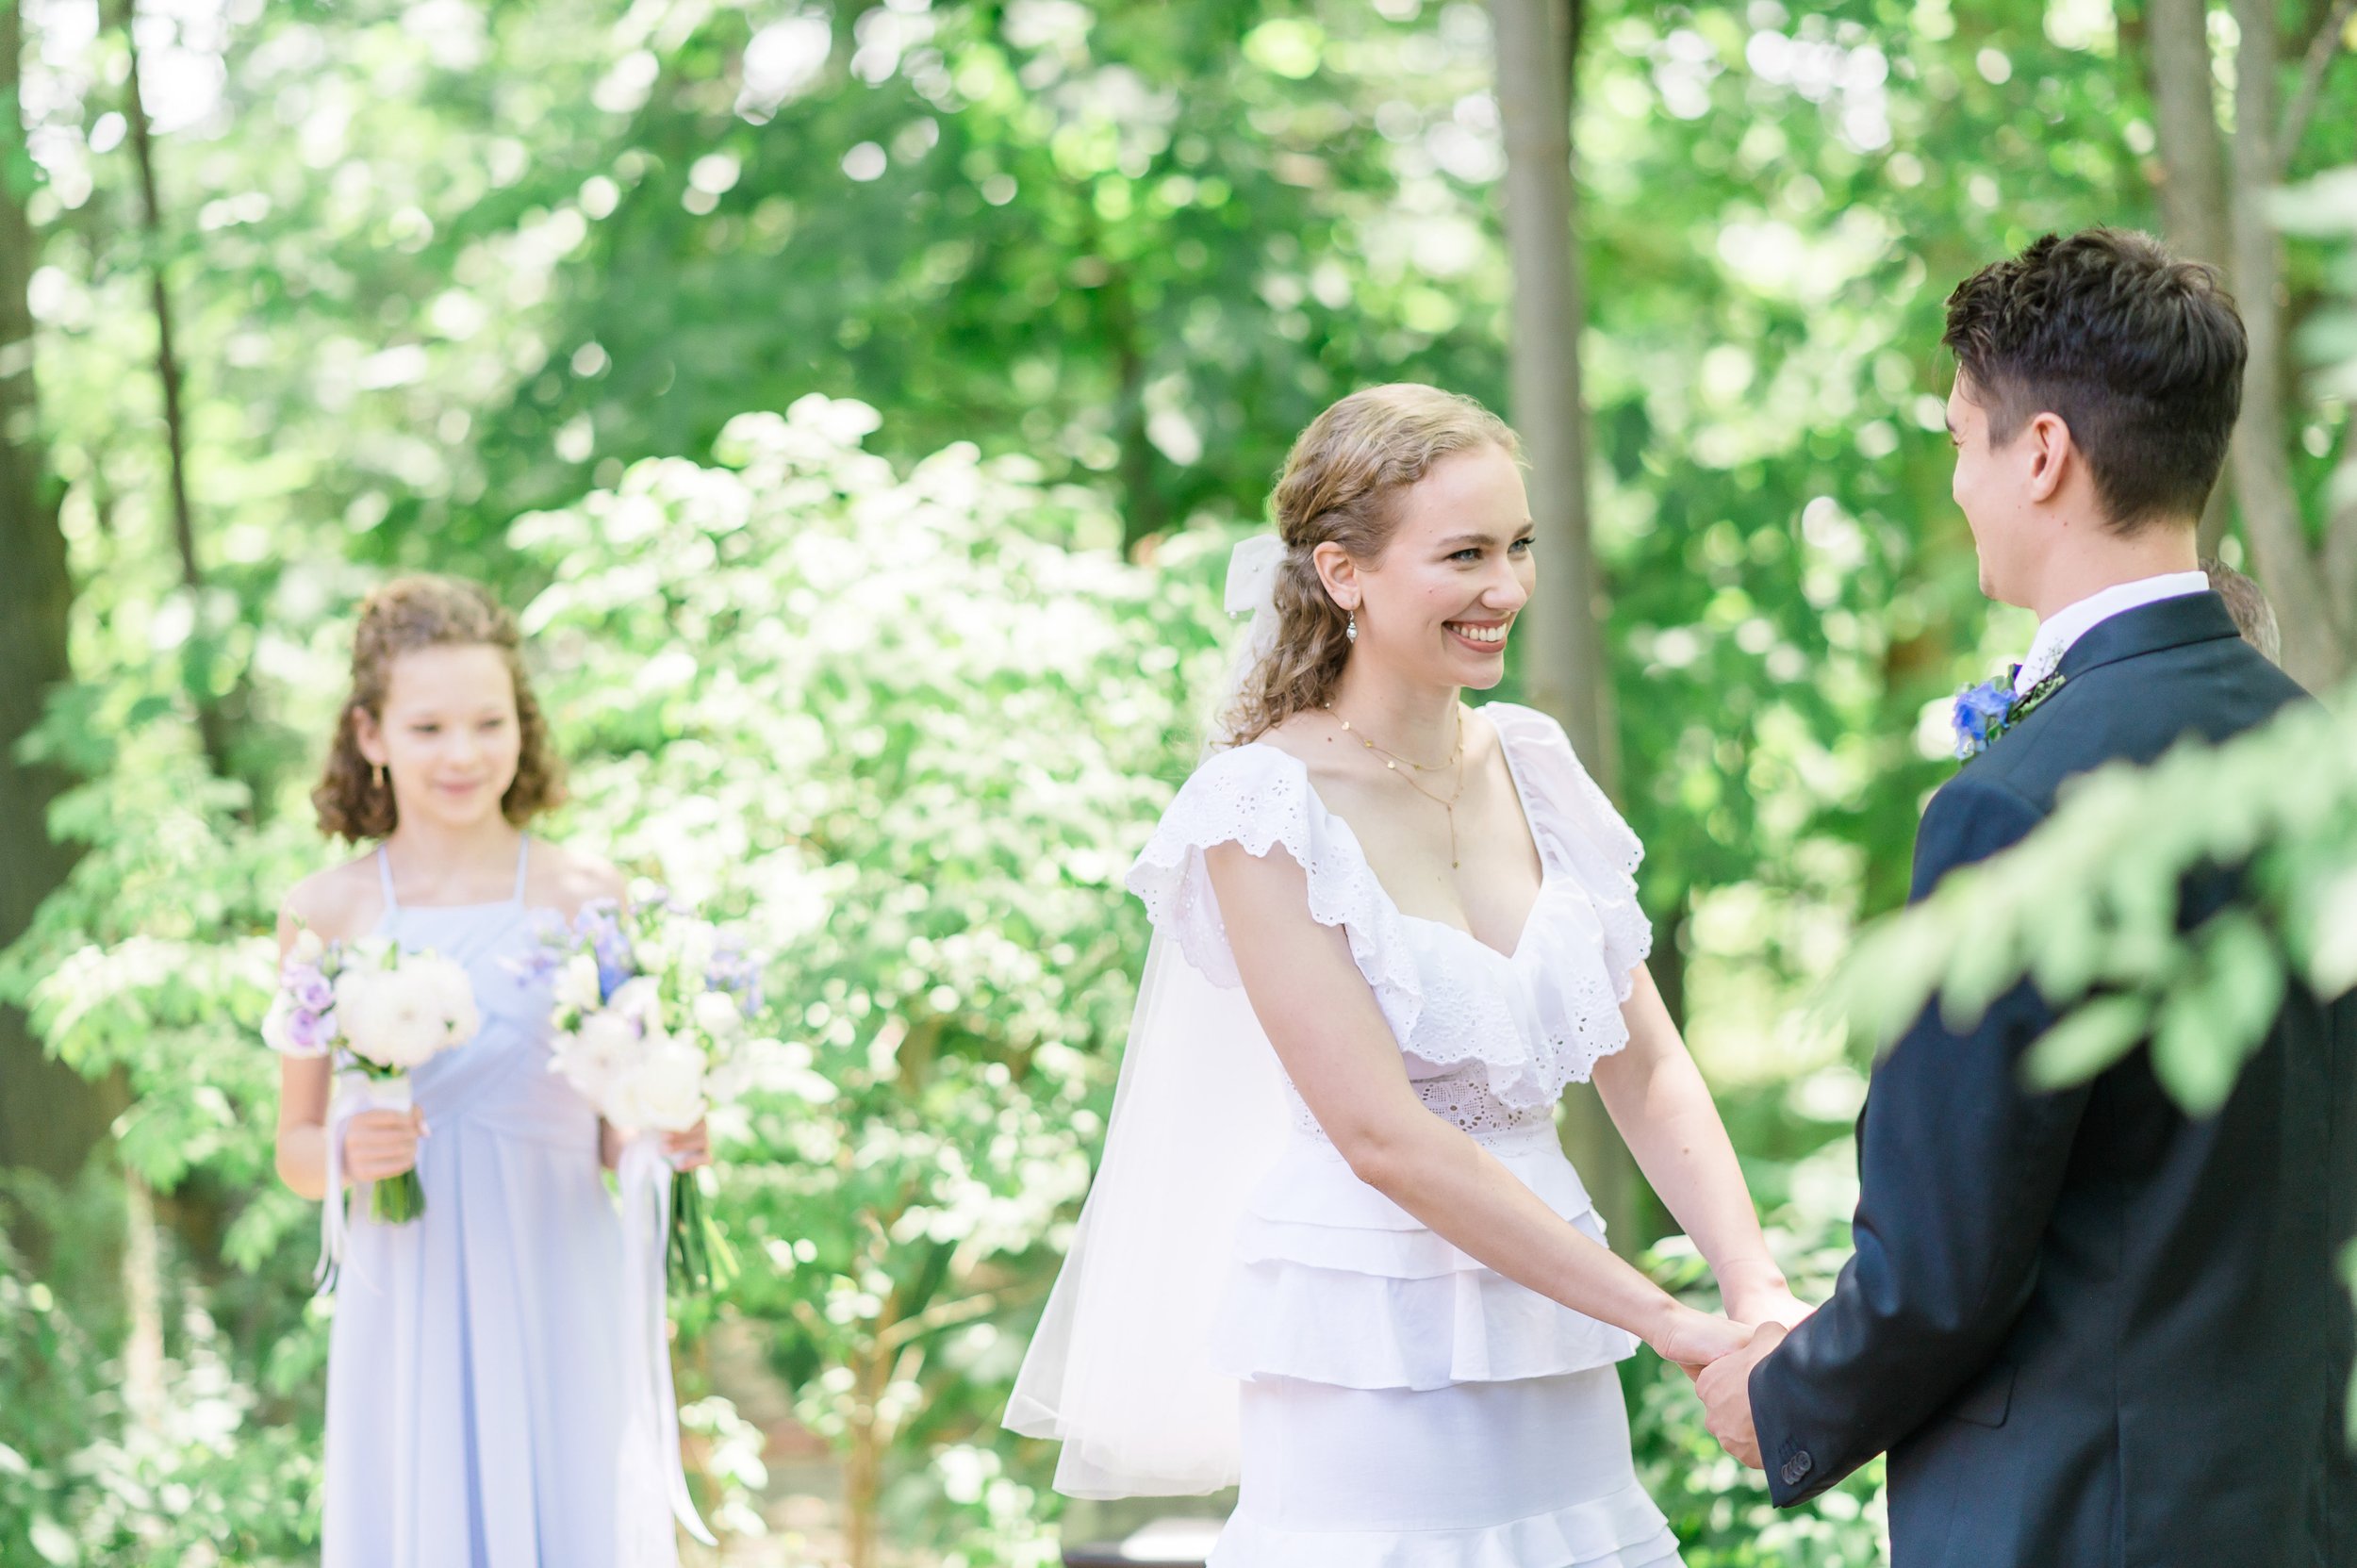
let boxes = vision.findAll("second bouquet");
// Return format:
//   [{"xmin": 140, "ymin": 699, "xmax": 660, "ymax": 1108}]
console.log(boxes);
[{"xmin": 534, "ymin": 888, "xmax": 756, "ymax": 1295}]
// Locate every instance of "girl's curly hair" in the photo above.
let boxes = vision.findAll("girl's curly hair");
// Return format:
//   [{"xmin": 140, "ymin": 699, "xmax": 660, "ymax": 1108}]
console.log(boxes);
[
  {"xmin": 311, "ymin": 575, "xmax": 564, "ymax": 840},
  {"xmin": 1221, "ymin": 384, "xmax": 1519, "ymax": 745}
]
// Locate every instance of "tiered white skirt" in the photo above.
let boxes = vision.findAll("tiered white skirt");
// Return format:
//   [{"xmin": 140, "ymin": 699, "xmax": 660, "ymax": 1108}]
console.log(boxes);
[
  {"xmin": 1204, "ymin": 1124, "xmax": 1683, "ymax": 1566},
  {"xmin": 1212, "ymin": 1369, "xmax": 1680, "ymax": 1566}
]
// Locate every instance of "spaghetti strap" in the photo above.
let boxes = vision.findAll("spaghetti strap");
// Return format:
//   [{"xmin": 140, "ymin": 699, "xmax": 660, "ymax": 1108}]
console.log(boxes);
[
  {"xmin": 376, "ymin": 846, "xmax": 400, "ymax": 914},
  {"xmin": 511, "ymin": 834, "xmax": 532, "ymax": 904}
]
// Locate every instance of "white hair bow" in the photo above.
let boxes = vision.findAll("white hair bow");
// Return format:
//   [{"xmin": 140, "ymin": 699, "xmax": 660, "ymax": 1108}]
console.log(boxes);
[{"xmin": 1224, "ymin": 533, "xmax": 1284, "ymax": 620}]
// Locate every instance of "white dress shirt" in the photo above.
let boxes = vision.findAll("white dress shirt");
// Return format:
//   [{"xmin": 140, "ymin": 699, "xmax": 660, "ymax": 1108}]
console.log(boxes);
[{"xmin": 2013, "ymin": 570, "xmax": 2212, "ymax": 693}]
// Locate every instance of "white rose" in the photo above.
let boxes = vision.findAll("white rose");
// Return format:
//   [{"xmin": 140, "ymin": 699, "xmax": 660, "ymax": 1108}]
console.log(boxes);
[
  {"xmin": 332, "ymin": 968, "xmax": 386, "ymax": 1050},
  {"xmin": 339, "ymin": 962, "xmax": 457, "ymax": 1070},
  {"xmin": 412, "ymin": 955, "xmax": 480, "ymax": 1049},
  {"xmin": 288, "ymin": 929, "xmax": 325, "ymax": 966},
  {"xmin": 691, "ymin": 988, "xmax": 745, "ymax": 1041},
  {"xmin": 552, "ymin": 1009, "xmax": 644, "ymax": 1108},
  {"xmin": 565, "ymin": 1014, "xmax": 645, "ymax": 1112},
  {"xmin": 555, "ymin": 952, "xmax": 603, "ymax": 1014},
  {"xmin": 338, "ymin": 969, "xmax": 443, "ymax": 1069},
  {"xmin": 608, "ymin": 976, "xmax": 667, "ymax": 1032},
  {"xmin": 606, "ymin": 1036, "xmax": 707, "ymax": 1133}
]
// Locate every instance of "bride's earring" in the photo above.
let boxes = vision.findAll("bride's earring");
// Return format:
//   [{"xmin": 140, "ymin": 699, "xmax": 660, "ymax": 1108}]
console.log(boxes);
[
  {"xmin": 1345, "ymin": 610, "xmax": 1358, "ymax": 645},
  {"xmin": 372, "ymin": 763, "xmax": 387, "ymax": 793}
]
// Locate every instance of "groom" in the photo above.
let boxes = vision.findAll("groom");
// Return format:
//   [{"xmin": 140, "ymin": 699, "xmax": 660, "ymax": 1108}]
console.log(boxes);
[{"xmin": 1697, "ymin": 229, "xmax": 2355, "ymax": 1565}]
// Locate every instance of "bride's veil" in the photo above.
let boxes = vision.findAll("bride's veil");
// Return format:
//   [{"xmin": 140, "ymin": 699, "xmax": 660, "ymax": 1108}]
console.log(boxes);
[{"xmin": 1001, "ymin": 535, "xmax": 1294, "ymax": 1498}]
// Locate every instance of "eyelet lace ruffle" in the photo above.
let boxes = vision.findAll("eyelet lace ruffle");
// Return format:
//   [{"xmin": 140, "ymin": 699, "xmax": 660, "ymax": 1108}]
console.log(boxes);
[
  {"xmin": 1126, "ymin": 707, "xmax": 1652, "ymax": 1116},
  {"xmin": 1488, "ymin": 702, "xmax": 1652, "ymax": 993},
  {"xmin": 1126, "ymin": 745, "xmax": 1425, "ymax": 1049}
]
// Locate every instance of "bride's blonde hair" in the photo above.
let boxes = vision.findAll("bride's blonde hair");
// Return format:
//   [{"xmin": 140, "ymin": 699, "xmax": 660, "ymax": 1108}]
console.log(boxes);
[{"xmin": 1222, "ymin": 384, "xmax": 1520, "ymax": 745}]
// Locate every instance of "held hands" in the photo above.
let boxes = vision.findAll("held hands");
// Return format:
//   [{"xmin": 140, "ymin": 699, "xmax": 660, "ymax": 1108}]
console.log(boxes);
[
  {"xmin": 1655, "ymin": 1278, "xmax": 1815, "ymax": 1472},
  {"xmin": 1652, "ymin": 1304, "xmax": 1755, "ymax": 1374},
  {"xmin": 1727, "ymin": 1284, "xmax": 1815, "ymax": 1332},
  {"xmin": 1694, "ymin": 1320, "xmax": 1789, "ymax": 1470},
  {"xmin": 342, "ymin": 1107, "xmax": 427, "ymax": 1185}
]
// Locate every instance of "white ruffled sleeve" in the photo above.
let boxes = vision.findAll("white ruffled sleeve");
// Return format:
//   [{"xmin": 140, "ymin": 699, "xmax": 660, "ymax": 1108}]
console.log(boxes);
[
  {"xmin": 1125, "ymin": 745, "xmax": 1424, "ymax": 1048},
  {"xmin": 1487, "ymin": 703, "xmax": 1653, "ymax": 993}
]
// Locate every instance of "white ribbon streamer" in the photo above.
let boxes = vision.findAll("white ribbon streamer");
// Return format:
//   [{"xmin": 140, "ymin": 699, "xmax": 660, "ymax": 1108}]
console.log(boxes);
[
  {"xmin": 618, "ymin": 1134, "xmax": 717, "ymax": 1547},
  {"xmin": 317, "ymin": 1071, "xmax": 411, "ymax": 1294}
]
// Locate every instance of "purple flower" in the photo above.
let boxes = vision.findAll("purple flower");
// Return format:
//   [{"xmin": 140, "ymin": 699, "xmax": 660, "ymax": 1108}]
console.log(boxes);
[
  {"xmin": 287, "ymin": 1006, "xmax": 337, "ymax": 1052},
  {"xmin": 1952, "ymin": 679, "xmax": 2016, "ymax": 760},
  {"xmin": 703, "ymin": 939, "xmax": 766, "ymax": 1019},
  {"xmin": 290, "ymin": 969, "xmax": 335, "ymax": 1013}
]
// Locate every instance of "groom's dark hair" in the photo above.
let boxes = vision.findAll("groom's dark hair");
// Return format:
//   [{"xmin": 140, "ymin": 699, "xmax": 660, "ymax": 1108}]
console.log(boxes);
[{"xmin": 1943, "ymin": 228, "xmax": 2246, "ymax": 531}]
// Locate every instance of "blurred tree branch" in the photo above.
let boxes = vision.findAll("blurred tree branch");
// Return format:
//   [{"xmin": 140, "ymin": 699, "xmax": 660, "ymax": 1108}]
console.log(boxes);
[{"xmin": 116, "ymin": 0, "xmax": 230, "ymax": 785}]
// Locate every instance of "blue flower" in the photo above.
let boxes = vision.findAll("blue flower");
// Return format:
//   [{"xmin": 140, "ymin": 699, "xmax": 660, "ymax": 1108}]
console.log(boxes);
[{"xmin": 1952, "ymin": 679, "xmax": 2017, "ymax": 760}]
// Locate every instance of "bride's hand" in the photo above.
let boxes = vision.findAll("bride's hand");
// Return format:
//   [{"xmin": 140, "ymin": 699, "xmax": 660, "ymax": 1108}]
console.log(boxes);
[
  {"xmin": 1728, "ymin": 1284, "xmax": 1815, "ymax": 1332},
  {"xmin": 1651, "ymin": 1305, "xmax": 1753, "ymax": 1375}
]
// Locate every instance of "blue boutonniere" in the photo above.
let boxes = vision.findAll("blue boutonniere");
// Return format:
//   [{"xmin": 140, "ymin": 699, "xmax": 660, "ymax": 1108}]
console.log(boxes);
[{"xmin": 1952, "ymin": 667, "xmax": 2066, "ymax": 761}]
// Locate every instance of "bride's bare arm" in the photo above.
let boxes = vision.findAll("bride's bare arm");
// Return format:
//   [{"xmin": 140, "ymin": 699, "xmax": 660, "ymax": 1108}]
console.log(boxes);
[
  {"xmin": 1206, "ymin": 840, "xmax": 1743, "ymax": 1367},
  {"xmin": 1591, "ymin": 969, "xmax": 1804, "ymax": 1326}
]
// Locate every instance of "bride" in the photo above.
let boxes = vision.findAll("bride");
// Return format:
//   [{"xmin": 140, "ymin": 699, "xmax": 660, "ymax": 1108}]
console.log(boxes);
[{"xmin": 1008, "ymin": 384, "xmax": 1805, "ymax": 1565}]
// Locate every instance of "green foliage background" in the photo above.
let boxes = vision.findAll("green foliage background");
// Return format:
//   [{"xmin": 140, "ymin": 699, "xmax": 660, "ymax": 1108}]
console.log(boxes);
[{"xmin": 0, "ymin": 0, "xmax": 2350, "ymax": 1563}]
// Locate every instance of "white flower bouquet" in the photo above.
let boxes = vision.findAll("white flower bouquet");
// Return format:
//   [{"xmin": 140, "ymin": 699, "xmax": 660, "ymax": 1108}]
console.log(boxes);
[
  {"xmin": 263, "ymin": 928, "xmax": 480, "ymax": 1226},
  {"xmin": 529, "ymin": 887, "xmax": 756, "ymax": 1295}
]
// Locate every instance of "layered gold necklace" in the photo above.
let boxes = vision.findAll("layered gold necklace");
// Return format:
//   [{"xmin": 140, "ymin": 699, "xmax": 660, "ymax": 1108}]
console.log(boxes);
[{"xmin": 1325, "ymin": 702, "xmax": 1469, "ymax": 868}]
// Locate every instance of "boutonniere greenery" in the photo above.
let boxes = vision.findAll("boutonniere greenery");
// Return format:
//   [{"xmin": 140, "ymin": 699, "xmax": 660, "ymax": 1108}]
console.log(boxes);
[{"xmin": 1952, "ymin": 668, "xmax": 2066, "ymax": 761}]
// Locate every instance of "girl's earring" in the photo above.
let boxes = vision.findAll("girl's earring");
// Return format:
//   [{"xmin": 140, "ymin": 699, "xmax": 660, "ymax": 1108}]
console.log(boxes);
[
  {"xmin": 372, "ymin": 763, "xmax": 387, "ymax": 793},
  {"xmin": 1345, "ymin": 611, "xmax": 1359, "ymax": 645}
]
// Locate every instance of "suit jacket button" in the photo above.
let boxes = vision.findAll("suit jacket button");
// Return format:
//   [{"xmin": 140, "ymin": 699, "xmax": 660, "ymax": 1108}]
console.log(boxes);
[{"xmin": 1780, "ymin": 1452, "xmax": 1813, "ymax": 1488}]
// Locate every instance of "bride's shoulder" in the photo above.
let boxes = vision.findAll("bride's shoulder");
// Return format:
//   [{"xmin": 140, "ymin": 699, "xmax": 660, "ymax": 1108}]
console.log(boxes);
[{"xmin": 1223, "ymin": 709, "xmax": 1355, "ymax": 789}]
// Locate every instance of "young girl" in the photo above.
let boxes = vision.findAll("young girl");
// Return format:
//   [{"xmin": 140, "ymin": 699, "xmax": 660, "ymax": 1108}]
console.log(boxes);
[{"xmin": 273, "ymin": 575, "xmax": 707, "ymax": 1568}]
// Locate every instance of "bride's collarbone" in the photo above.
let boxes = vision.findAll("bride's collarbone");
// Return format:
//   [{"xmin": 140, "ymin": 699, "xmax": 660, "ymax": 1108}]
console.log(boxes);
[{"xmin": 1293, "ymin": 748, "xmax": 1543, "ymax": 941}]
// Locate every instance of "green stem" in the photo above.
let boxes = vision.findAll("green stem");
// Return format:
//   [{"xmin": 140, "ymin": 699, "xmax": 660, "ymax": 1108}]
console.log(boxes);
[{"xmin": 371, "ymin": 1171, "xmax": 425, "ymax": 1225}]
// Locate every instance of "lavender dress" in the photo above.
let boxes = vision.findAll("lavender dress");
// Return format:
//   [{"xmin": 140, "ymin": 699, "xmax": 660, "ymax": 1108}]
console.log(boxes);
[{"xmin": 321, "ymin": 838, "xmax": 674, "ymax": 1567}]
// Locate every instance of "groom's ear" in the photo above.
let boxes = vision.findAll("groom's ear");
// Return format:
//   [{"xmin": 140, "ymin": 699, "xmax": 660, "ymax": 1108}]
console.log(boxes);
[{"xmin": 2022, "ymin": 410, "xmax": 2074, "ymax": 503}]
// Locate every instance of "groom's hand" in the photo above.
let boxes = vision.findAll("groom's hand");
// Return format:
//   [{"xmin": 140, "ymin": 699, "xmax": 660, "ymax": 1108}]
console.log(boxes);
[{"xmin": 1697, "ymin": 1321, "xmax": 1787, "ymax": 1469}]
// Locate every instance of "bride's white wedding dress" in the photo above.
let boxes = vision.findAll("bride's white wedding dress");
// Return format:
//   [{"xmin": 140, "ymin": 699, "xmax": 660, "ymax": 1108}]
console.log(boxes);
[{"xmin": 1014, "ymin": 701, "xmax": 1683, "ymax": 1567}]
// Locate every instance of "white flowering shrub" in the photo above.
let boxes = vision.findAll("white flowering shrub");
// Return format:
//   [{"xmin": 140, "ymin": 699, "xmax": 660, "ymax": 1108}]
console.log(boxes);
[
  {"xmin": 1, "ymin": 396, "xmax": 1233, "ymax": 1562},
  {"xmin": 509, "ymin": 395, "xmax": 1231, "ymax": 1561}
]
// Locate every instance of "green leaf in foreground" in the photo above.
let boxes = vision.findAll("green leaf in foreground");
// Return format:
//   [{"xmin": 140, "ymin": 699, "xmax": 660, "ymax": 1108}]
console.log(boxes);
[{"xmin": 2022, "ymin": 994, "xmax": 2151, "ymax": 1092}]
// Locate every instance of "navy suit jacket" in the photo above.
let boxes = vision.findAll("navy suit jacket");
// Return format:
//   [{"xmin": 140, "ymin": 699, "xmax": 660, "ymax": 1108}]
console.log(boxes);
[{"xmin": 1748, "ymin": 592, "xmax": 2357, "ymax": 1568}]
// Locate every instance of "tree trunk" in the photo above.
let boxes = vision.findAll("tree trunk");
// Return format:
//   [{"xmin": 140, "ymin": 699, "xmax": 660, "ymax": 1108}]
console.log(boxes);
[
  {"xmin": 0, "ymin": 0, "xmax": 112, "ymax": 1181},
  {"xmin": 2139, "ymin": 0, "xmax": 2355, "ymax": 684},
  {"xmin": 1489, "ymin": 0, "xmax": 1640, "ymax": 1252},
  {"xmin": 1491, "ymin": 0, "xmax": 1615, "ymax": 790},
  {"xmin": 2144, "ymin": 0, "xmax": 2238, "ymax": 553},
  {"xmin": 2146, "ymin": 0, "xmax": 2231, "ymax": 268},
  {"xmin": 118, "ymin": 0, "xmax": 232, "ymax": 779},
  {"xmin": 841, "ymin": 1337, "xmax": 888, "ymax": 1568},
  {"xmin": 1108, "ymin": 273, "xmax": 1166, "ymax": 555},
  {"xmin": 123, "ymin": 1171, "xmax": 166, "ymax": 1430},
  {"xmin": 2227, "ymin": 0, "xmax": 2351, "ymax": 691}
]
